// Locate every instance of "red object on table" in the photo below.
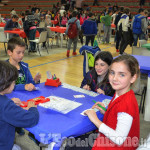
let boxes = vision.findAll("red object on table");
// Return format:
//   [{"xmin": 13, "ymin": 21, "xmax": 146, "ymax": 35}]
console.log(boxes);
[
  {"xmin": 20, "ymin": 96, "xmax": 50, "ymax": 107},
  {"xmin": 45, "ymin": 78, "xmax": 61, "ymax": 87},
  {"xmin": 5, "ymin": 29, "xmax": 40, "ymax": 39},
  {"xmin": 5, "ymin": 30, "xmax": 27, "ymax": 38}
]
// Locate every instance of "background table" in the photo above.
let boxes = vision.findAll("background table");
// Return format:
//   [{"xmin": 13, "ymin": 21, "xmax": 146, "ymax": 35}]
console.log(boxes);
[
  {"xmin": 5, "ymin": 29, "xmax": 27, "ymax": 39},
  {"xmin": 142, "ymin": 43, "xmax": 150, "ymax": 50},
  {"xmin": 49, "ymin": 27, "xmax": 66, "ymax": 48},
  {"xmin": 7, "ymin": 82, "xmax": 111, "ymax": 149},
  {"xmin": 134, "ymin": 55, "xmax": 150, "ymax": 121},
  {"xmin": 0, "ymin": 22, "xmax": 5, "ymax": 27}
]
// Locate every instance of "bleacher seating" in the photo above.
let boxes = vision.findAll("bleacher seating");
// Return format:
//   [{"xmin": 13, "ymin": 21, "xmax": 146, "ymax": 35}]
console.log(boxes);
[
  {"xmin": 0, "ymin": 0, "xmax": 60, "ymax": 17},
  {"xmin": 0, "ymin": 0, "xmax": 149, "ymax": 17}
]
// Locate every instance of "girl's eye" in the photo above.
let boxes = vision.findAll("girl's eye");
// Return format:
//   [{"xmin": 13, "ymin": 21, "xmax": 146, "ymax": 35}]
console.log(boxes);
[
  {"xmin": 101, "ymin": 63, "xmax": 105, "ymax": 66},
  {"xmin": 109, "ymin": 71, "xmax": 114, "ymax": 75},
  {"xmin": 120, "ymin": 73, "xmax": 125, "ymax": 77}
]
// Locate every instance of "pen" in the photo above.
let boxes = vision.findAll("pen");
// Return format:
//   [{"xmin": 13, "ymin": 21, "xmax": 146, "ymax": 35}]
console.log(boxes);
[
  {"xmin": 92, "ymin": 100, "xmax": 107, "ymax": 111},
  {"xmin": 53, "ymin": 74, "xmax": 57, "ymax": 79}
]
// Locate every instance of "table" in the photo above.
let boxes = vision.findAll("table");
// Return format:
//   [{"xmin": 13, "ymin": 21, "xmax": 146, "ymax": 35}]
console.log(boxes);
[
  {"xmin": 7, "ymin": 82, "xmax": 111, "ymax": 149},
  {"xmin": 49, "ymin": 26, "xmax": 66, "ymax": 48},
  {"xmin": 133, "ymin": 55, "xmax": 150, "ymax": 121},
  {"xmin": 141, "ymin": 43, "xmax": 150, "ymax": 50},
  {"xmin": 0, "ymin": 22, "xmax": 5, "ymax": 27},
  {"xmin": 5, "ymin": 29, "xmax": 27, "ymax": 39},
  {"xmin": 5, "ymin": 29, "xmax": 40, "ymax": 40}
]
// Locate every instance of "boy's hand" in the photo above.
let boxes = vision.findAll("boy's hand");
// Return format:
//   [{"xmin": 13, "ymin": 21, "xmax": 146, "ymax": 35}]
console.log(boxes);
[
  {"xmin": 83, "ymin": 84, "xmax": 91, "ymax": 91},
  {"xmin": 33, "ymin": 73, "xmax": 41, "ymax": 83},
  {"xmin": 24, "ymin": 101, "xmax": 37, "ymax": 110},
  {"xmin": 12, "ymin": 28, "xmax": 17, "ymax": 30},
  {"xmin": 25, "ymin": 83, "xmax": 36, "ymax": 91},
  {"xmin": 11, "ymin": 98, "xmax": 22, "ymax": 106},
  {"xmin": 27, "ymin": 101, "xmax": 37, "ymax": 108}
]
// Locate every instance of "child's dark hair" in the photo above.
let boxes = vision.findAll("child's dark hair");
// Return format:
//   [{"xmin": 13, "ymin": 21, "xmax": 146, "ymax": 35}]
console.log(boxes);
[
  {"xmin": 88, "ymin": 12, "xmax": 93, "ymax": 17},
  {"xmin": 12, "ymin": 15, "xmax": 19, "ymax": 19},
  {"xmin": 91, "ymin": 51, "xmax": 113, "ymax": 89},
  {"xmin": 72, "ymin": 11, "xmax": 77, "ymax": 17},
  {"xmin": 95, "ymin": 51, "xmax": 113, "ymax": 66},
  {"xmin": 111, "ymin": 55, "xmax": 140, "ymax": 78},
  {"xmin": 0, "ymin": 61, "xmax": 18, "ymax": 92},
  {"xmin": 7, "ymin": 37, "xmax": 26, "ymax": 52},
  {"xmin": 124, "ymin": 8, "xmax": 130, "ymax": 14}
]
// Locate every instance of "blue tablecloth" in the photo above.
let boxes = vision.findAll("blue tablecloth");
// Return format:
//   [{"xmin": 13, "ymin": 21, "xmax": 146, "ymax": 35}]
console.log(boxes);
[
  {"xmin": 7, "ymin": 83, "xmax": 111, "ymax": 149},
  {"xmin": 133, "ymin": 55, "xmax": 150, "ymax": 75}
]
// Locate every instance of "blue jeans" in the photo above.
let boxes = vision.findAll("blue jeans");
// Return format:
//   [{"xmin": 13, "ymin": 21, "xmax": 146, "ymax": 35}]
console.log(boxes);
[
  {"xmin": 85, "ymin": 35, "xmax": 95, "ymax": 46},
  {"xmin": 133, "ymin": 33, "xmax": 145, "ymax": 46}
]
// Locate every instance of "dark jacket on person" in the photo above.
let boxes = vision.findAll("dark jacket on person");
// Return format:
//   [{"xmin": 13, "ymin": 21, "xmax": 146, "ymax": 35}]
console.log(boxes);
[
  {"xmin": 81, "ymin": 18, "xmax": 97, "ymax": 36},
  {"xmin": 80, "ymin": 70, "xmax": 115, "ymax": 96},
  {"xmin": 0, "ymin": 95, "xmax": 39, "ymax": 150},
  {"xmin": 4, "ymin": 19, "xmax": 18, "ymax": 30},
  {"xmin": 6, "ymin": 60, "xmax": 36, "ymax": 91}
]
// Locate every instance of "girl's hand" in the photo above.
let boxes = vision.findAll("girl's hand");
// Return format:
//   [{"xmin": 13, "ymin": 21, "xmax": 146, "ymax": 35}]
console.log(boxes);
[
  {"xmin": 11, "ymin": 98, "xmax": 22, "ymax": 106},
  {"xmin": 25, "ymin": 83, "xmax": 36, "ymax": 91},
  {"xmin": 92, "ymin": 102, "xmax": 106, "ymax": 115},
  {"xmin": 33, "ymin": 73, "xmax": 41, "ymax": 83},
  {"xmin": 83, "ymin": 84, "xmax": 91, "ymax": 91},
  {"xmin": 97, "ymin": 88, "xmax": 105, "ymax": 95},
  {"xmin": 84, "ymin": 109, "xmax": 102, "ymax": 128}
]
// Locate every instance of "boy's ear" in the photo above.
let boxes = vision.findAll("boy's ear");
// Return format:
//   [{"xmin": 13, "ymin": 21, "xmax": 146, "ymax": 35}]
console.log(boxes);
[{"xmin": 7, "ymin": 50, "xmax": 12, "ymax": 56}]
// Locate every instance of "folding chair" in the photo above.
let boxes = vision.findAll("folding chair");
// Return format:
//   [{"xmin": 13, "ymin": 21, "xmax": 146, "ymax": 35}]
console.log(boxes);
[
  {"xmin": 46, "ymin": 27, "xmax": 55, "ymax": 48},
  {"xmin": 132, "ymin": 45, "xmax": 149, "ymax": 113},
  {"xmin": 29, "ymin": 31, "xmax": 48, "ymax": 56},
  {"xmin": 0, "ymin": 27, "xmax": 8, "ymax": 54},
  {"xmin": 39, "ymin": 21, "xmax": 46, "ymax": 28}
]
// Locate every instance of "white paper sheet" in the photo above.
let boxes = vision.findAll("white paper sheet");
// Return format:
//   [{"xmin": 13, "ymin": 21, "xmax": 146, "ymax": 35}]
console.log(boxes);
[
  {"xmin": 39, "ymin": 96, "xmax": 82, "ymax": 114},
  {"xmin": 62, "ymin": 83, "xmax": 99, "ymax": 97}
]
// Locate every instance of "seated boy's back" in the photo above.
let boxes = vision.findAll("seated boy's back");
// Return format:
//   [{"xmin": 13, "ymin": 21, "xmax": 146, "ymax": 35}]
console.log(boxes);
[{"xmin": 0, "ymin": 60, "xmax": 39, "ymax": 150}]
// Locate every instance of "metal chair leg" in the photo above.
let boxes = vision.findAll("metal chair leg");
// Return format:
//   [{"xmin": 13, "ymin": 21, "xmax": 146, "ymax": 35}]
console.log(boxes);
[
  {"xmin": 45, "ymin": 45, "xmax": 49, "ymax": 54},
  {"xmin": 40, "ymin": 147, "xmax": 42, "ymax": 150},
  {"xmin": 142, "ymin": 87, "xmax": 147, "ymax": 114},
  {"xmin": 37, "ymin": 44, "xmax": 41, "ymax": 56}
]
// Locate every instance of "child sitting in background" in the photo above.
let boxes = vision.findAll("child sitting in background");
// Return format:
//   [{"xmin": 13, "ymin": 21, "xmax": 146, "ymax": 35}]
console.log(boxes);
[
  {"xmin": 80, "ymin": 51, "xmax": 115, "ymax": 96},
  {"xmin": 7, "ymin": 37, "xmax": 41, "ymax": 91},
  {"xmin": 0, "ymin": 60, "xmax": 39, "ymax": 150}
]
